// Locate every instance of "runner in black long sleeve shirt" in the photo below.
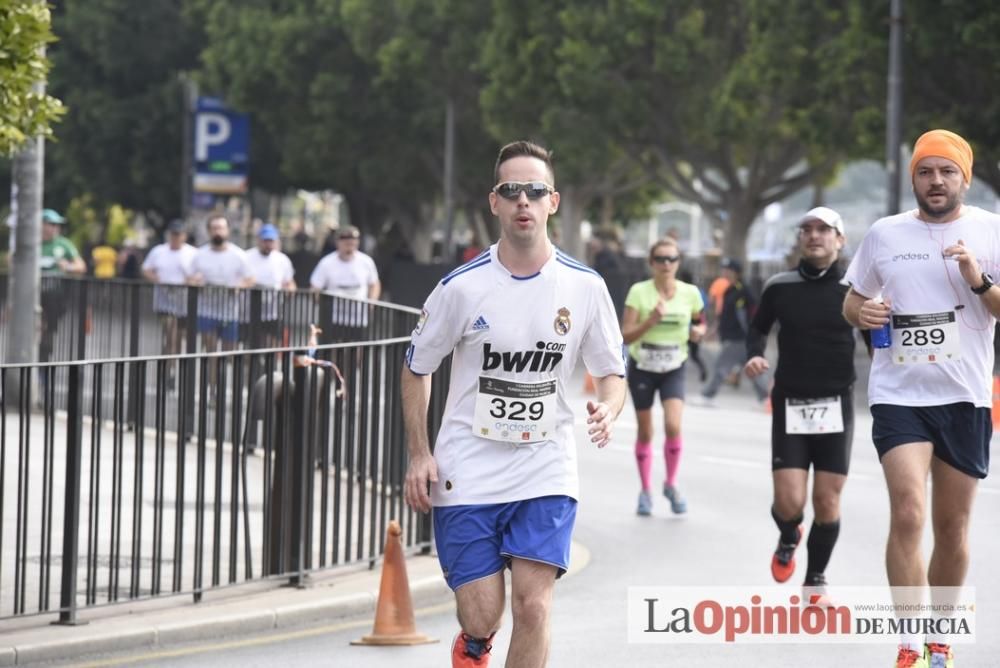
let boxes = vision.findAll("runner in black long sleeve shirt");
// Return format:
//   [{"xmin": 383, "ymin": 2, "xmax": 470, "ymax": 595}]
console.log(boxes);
[{"xmin": 743, "ymin": 207, "xmax": 859, "ymax": 600}]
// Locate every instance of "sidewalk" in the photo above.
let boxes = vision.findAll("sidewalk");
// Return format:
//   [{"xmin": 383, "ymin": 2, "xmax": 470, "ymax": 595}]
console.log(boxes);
[
  {"xmin": 0, "ymin": 552, "xmax": 449, "ymax": 666},
  {"xmin": 0, "ymin": 539, "xmax": 590, "ymax": 666}
]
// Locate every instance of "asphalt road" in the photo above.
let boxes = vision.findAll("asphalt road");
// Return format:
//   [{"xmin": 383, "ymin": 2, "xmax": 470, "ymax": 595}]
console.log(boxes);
[{"xmin": 64, "ymin": 364, "xmax": 1000, "ymax": 668}]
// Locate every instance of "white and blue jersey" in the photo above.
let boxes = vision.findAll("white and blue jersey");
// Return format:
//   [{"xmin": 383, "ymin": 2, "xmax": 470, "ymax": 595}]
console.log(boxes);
[{"xmin": 406, "ymin": 243, "xmax": 626, "ymax": 506}]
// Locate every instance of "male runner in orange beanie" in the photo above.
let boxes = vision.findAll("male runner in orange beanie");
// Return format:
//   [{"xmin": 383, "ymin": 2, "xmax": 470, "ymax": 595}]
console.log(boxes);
[{"xmin": 843, "ymin": 129, "xmax": 994, "ymax": 667}]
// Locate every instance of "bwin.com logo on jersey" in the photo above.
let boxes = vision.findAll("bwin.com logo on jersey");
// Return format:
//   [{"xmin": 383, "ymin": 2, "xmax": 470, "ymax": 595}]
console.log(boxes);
[{"xmin": 892, "ymin": 252, "xmax": 931, "ymax": 262}]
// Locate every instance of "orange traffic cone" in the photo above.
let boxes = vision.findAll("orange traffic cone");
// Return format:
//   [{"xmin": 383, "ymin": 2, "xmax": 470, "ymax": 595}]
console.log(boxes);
[
  {"xmin": 352, "ymin": 520, "xmax": 437, "ymax": 646},
  {"xmin": 583, "ymin": 372, "xmax": 596, "ymax": 395},
  {"xmin": 991, "ymin": 376, "xmax": 1000, "ymax": 430}
]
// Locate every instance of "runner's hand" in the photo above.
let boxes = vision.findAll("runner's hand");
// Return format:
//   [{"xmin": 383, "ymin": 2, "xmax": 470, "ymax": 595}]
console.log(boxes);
[
  {"xmin": 653, "ymin": 300, "xmax": 669, "ymax": 319},
  {"xmin": 744, "ymin": 356, "xmax": 769, "ymax": 378},
  {"xmin": 859, "ymin": 297, "xmax": 891, "ymax": 329},
  {"xmin": 586, "ymin": 400, "xmax": 614, "ymax": 448},
  {"xmin": 689, "ymin": 323, "xmax": 706, "ymax": 343},
  {"xmin": 943, "ymin": 239, "xmax": 983, "ymax": 288},
  {"xmin": 404, "ymin": 453, "xmax": 438, "ymax": 513}
]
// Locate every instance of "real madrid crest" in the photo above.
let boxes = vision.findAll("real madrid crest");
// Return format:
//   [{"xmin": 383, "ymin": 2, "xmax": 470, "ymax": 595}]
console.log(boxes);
[{"xmin": 554, "ymin": 307, "xmax": 571, "ymax": 336}]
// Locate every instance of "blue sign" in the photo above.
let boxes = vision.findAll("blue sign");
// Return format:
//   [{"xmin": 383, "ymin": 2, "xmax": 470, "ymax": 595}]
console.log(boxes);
[{"xmin": 193, "ymin": 97, "xmax": 250, "ymax": 194}]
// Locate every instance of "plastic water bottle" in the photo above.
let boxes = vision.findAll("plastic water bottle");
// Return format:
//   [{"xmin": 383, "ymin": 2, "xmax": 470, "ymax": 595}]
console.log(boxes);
[{"xmin": 871, "ymin": 297, "xmax": 892, "ymax": 349}]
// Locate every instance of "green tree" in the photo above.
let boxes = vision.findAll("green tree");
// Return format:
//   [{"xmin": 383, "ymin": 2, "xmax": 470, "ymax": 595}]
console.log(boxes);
[
  {"xmin": 904, "ymin": 0, "xmax": 1000, "ymax": 194},
  {"xmin": 481, "ymin": 0, "xmax": 661, "ymax": 259},
  {"xmin": 555, "ymin": 0, "xmax": 884, "ymax": 261},
  {"xmin": 341, "ymin": 0, "xmax": 500, "ymax": 259},
  {"xmin": 44, "ymin": 0, "xmax": 203, "ymax": 225},
  {"xmin": 0, "ymin": 0, "xmax": 64, "ymax": 155},
  {"xmin": 193, "ymin": 0, "xmax": 411, "ymax": 242}
]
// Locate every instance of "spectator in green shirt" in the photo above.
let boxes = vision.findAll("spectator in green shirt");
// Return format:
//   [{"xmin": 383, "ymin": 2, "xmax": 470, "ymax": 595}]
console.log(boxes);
[
  {"xmin": 40, "ymin": 209, "xmax": 85, "ymax": 275},
  {"xmin": 39, "ymin": 209, "xmax": 85, "ymax": 369}
]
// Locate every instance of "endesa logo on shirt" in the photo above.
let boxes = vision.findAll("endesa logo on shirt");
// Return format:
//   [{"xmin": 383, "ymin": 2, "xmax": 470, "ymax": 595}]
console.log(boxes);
[
  {"xmin": 891, "ymin": 252, "xmax": 931, "ymax": 262},
  {"xmin": 482, "ymin": 341, "xmax": 566, "ymax": 373}
]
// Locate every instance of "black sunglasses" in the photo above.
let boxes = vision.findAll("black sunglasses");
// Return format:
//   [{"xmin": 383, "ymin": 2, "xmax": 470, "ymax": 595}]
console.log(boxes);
[
  {"xmin": 651, "ymin": 255, "xmax": 680, "ymax": 264},
  {"xmin": 493, "ymin": 181, "xmax": 553, "ymax": 201}
]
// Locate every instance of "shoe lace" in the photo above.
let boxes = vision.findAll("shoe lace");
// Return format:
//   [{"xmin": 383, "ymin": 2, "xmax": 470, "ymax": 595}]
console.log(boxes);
[
  {"xmin": 895, "ymin": 646, "xmax": 923, "ymax": 667},
  {"xmin": 463, "ymin": 633, "xmax": 493, "ymax": 659},
  {"xmin": 774, "ymin": 541, "xmax": 796, "ymax": 565},
  {"xmin": 926, "ymin": 643, "xmax": 951, "ymax": 667}
]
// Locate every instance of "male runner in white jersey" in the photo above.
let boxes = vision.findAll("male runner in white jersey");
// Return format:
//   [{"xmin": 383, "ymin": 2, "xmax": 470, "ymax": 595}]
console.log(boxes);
[
  {"xmin": 402, "ymin": 140, "xmax": 627, "ymax": 668},
  {"xmin": 843, "ymin": 129, "xmax": 999, "ymax": 668}
]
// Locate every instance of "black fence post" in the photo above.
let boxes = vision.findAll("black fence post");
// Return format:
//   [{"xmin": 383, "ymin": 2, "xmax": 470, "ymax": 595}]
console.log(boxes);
[
  {"xmin": 318, "ymin": 295, "xmax": 333, "ymax": 345},
  {"xmin": 55, "ymin": 365, "xmax": 85, "ymax": 625},
  {"xmin": 75, "ymin": 281, "xmax": 89, "ymax": 362}
]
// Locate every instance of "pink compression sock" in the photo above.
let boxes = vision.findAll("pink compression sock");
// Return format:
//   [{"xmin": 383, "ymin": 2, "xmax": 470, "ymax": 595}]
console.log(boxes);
[
  {"xmin": 665, "ymin": 436, "xmax": 682, "ymax": 487},
  {"xmin": 635, "ymin": 440, "xmax": 652, "ymax": 491}
]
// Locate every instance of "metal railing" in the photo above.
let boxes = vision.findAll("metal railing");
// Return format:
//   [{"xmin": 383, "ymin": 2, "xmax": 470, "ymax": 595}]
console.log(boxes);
[
  {"xmin": 0, "ymin": 275, "xmax": 417, "ymax": 364},
  {"xmin": 0, "ymin": 279, "xmax": 450, "ymax": 621}
]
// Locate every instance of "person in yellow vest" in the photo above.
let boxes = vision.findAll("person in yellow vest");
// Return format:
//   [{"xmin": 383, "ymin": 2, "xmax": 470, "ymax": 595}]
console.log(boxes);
[{"xmin": 91, "ymin": 241, "xmax": 118, "ymax": 278}]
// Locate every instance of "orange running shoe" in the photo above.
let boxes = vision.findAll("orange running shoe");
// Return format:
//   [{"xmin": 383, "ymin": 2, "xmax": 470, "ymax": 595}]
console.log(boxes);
[
  {"xmin": 770, "ymin": 525, "xmax": 802, "ymax": 583},
  {"xmin": 892, "ymin": 646, "xmax": 928, "ymax": 668},
  {"xmin": 452, "ymin": 631, "xmax": 494, "ymax": 667}
]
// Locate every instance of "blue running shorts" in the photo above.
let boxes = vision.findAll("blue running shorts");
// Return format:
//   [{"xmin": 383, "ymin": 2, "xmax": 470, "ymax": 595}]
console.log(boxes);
[
  {"xmin": 197, "ymin": 316, "xmax": 240, "ymax": 343},
  {"xmin": 433, "ymin": 495, "xmax": 577, "ymax": 591},
  {"xmin": 871, "ymin": 402, "xmax": 990, "ymax": 479}
]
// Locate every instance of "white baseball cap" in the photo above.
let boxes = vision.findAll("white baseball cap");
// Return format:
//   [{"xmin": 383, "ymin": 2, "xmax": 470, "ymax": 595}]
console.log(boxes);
[{"xmin": 799, "ymin": 206, "xmax": 844, "ymax": 235}]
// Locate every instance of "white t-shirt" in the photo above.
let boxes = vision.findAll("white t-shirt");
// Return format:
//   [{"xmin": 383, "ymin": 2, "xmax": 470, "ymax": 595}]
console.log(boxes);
[
  {"xmin": 844, "ymin": 206, "xmax": 1000, "ymax": 408},
  {"xmin": 246, "ymin": 248, "xmax": 295, "ymax": 321},
  {"xmin": 142, "ymin": 243, "xmax": 197, "ymax": 284},
  {"xmin": 142, "ymin": 243, "xmax": 197, "ymax": 316},
  {"xmin": 191, "ymin": 243, "xmax": 253, "ymax": 320},
  {"xmin": 406, "ymin": 245, "xmax": 626, "ymax": 506},
  {"xmin": 310, "ymin": 251, "xmax": 380, "ymax": 326},
  {"xmin": 246, "ymin": 248, "xmax": 294, "ymax": 289}
]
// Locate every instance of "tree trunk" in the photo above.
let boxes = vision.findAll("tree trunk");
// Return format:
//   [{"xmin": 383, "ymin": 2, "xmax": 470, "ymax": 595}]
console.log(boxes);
[
  {"xmin": 396, "ymin": 212, "xmax": 436, "ymax": 263},
  {"xmin": 600, "ymin": 191, "xmax": 615, "ymax": 227},
  {"xmin": 722, "ymin": 203, "xmax": 755, "ymax": 265},
  {"xmin": 6, "ymin": 136, "xmax": 43, "ymax": 374},
  {"xmin": 557, "ymin": 186, "xmax": 585, "ymax": 259}
]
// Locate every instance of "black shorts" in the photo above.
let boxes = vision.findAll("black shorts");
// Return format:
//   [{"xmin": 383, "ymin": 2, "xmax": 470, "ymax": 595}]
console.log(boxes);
[
  {"xmin": 627, "ymin": 357, "xmax": 686, "ymax": 410},
  {"xmin": 871, "ymin": 403, "xmax": 991, "ymax": 479},
  {"xmin": 770, "ymin": 386, "xmax": 854, "ymax": 475}
]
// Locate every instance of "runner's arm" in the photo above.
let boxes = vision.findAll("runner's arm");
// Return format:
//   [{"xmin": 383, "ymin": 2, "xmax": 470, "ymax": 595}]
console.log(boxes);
[
  {"xmin": 621, "ymin": 305, "xmax": 659, "ymax": 344},
  {"xmin": 401, "ymin": 366, "xmax": 437, "ymax": 512}
]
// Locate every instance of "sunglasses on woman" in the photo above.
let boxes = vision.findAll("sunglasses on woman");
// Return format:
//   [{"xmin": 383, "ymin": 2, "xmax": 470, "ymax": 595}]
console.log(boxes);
[
  {"xmin": 493, "ymin": 181, "xmax": 554, "ymax": 201},
  {"xmin": 651, "ymin": 255, "xmax": 680, "ymax": 264}
]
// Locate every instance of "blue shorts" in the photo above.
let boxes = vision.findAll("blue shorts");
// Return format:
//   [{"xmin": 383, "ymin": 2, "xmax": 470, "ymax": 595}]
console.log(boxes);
[
  {"xmin": 871, "ymin": 403, "xmax": 990, "ymax": 479},
  {"xmin": 627, "ymin": 357, "xmax": 686, "ymax": 410},
  {"xmin": 433, "ymin": 495, "xmax": 577, "ymax": 591},
  {"xmin": 197, "ymin": 317, "xmax": 240, "ymax": 343}
]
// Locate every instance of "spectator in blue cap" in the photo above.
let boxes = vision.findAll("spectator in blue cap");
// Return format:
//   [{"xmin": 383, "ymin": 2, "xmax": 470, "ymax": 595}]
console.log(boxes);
[{"xmin": 246, "ymin": 221, "xmax": 296, "ymax": 348}]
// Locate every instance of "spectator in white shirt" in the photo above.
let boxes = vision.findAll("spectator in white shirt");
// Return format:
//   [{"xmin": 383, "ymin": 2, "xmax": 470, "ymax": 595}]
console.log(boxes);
[
  {"xmin": 187, "ymin": 214, "xmax": 254, "ymax": 353},
  {"xmin": 142, "ymin": 220, "xmax": 197, "ymax": 363},
  {"xmin": 309, "ymin": 225, "xmax": 381, "ymax": 342},
  {"xmin": 246, "ymin": 223, "xmax": 296, "ymax": 346}
]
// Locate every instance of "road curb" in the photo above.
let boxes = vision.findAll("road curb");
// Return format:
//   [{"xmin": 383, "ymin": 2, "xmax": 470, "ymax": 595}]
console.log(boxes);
[
  {"xmin": 0, "ymin": 563, "xmax": 453, "ymax": 665},
  {"xmin": 2, "ymin": 544, "xmax": 583, "ymax": 665}
]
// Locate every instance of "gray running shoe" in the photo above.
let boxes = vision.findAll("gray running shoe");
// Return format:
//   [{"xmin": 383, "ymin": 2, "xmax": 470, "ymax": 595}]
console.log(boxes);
[
  {"xmin": 663, "ymin": 484, "xmax": 687, "ymax": 514},
  {"xmin": 637, "ymin": 490, "xmax": 653, "ymax": 516}
]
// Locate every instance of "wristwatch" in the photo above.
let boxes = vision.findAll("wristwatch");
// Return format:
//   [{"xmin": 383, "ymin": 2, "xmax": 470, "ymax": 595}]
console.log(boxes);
[{"xmin": 972, "ymin": 272, "xmax": 994, "ymax": 295}]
